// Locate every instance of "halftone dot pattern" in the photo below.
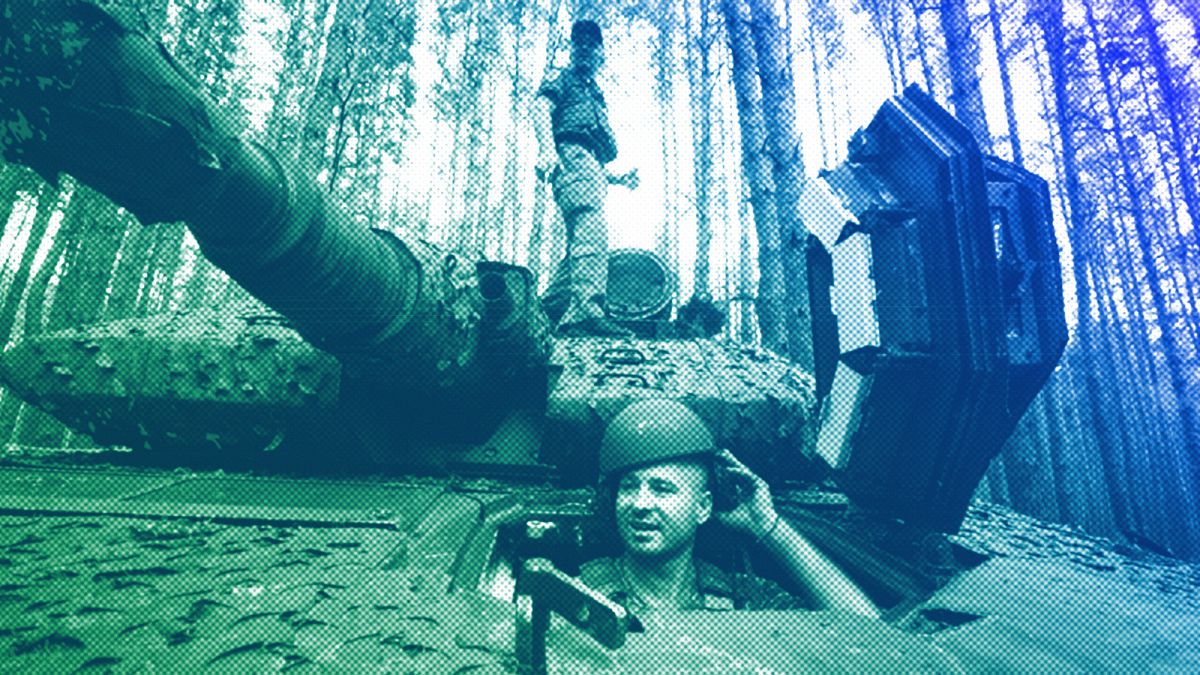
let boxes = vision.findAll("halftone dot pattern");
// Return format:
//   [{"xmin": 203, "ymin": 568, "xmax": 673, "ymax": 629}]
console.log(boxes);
[{"xmin": 0, "ymin": 0, "xmax": 1198, "ymax": 672}]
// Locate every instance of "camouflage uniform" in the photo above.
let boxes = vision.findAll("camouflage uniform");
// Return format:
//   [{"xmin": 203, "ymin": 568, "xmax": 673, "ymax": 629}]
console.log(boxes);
[
  {"xmin": 537, "ymin": 68, "xmax": 619, "ymax": 328},
  {"xmin": 579, "ymin": 557, "xmax": 809, "ymax": 612}
]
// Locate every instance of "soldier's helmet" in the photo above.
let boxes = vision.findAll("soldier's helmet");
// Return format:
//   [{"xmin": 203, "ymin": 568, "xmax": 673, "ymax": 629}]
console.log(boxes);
[
  {"xmin": 571, "ymin": 20, "xmax": 603, "ymax": 46},
  {"xmin": 599, "ymin": 399, "xmax": 716, "ymax": 478}
]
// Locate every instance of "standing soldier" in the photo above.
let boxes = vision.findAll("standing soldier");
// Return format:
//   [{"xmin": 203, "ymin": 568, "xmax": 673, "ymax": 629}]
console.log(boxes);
[{"xmin": 533, "ymin": 20, "xmax": 640, "ymax": 337}]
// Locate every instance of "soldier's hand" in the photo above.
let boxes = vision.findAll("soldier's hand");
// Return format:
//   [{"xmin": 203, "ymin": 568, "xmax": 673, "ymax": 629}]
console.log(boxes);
[
  {"xmin": 617, "ymin": 169, "xmax": 640, "ymax": 190},
  {"xmin": 712, "ymin": 450, "xmax": 779, "ymax": 541},
  {"xmin": 535, "ymin": 153, "xmax": 560, "ymax": 182}
]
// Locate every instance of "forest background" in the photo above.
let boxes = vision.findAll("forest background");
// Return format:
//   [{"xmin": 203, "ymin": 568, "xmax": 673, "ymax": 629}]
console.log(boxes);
[{"xmin": 1, "ymin": 0, "xmax": 1199, "ymax": 561}]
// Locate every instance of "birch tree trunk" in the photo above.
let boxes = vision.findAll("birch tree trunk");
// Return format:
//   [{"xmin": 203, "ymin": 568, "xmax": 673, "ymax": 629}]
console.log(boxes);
[
  {"xmin": 803, "ymin": 0, "xmax": 834, "ymax": 165},
  {"xmin": 463, "ymin": 72, "xmax": 497, "ymax": 251},
  {"xmin": 721, "ymin": 0, "xmax": 787, "ymax": 354},
  {"xmin": 500, "ymin": 8, "xmax": 528, "ymax": 263},
  {"xmin": 938, "ymin": 0, "xmax": 992, "ymax": 151},
  {"xmin": 104, "ymin": 220, "xmax": 157, "ymax": 320},
  {"xmin": 295, "ymin": 0, "xmax": 350, "ymax": 183},
  {"xmin": 736, "ymin": 190, "xmax": 758, "ymax": 344},
  {"xmin": 984, "ymin": 0, "xmax": 1022, "ymax": 164},
  {"xmin": 50, "ymin": 201, "xmax": 126, "ymax": 328},
  {"xmin": 885, "ymin": 0, "xmax": 909, "ymax": 92},
  {"xmin": 528, "ymin": 0, "xmax": 567, "ymax": 287},
  {"xmin": 22, "ymin": 198, "xmax": 80, "ymax": 335},
  {"xmin": 862, "ymin": 0, "xmax": 902, "ymax": 92},
  {"xmin": 652, "ymin": 0, "xmax": 681, "ymax": 276},
  {"xmin": 1129, "ymin": 0, "xmax": 1200, "ymax": 241},
  {"xmin": 907, "ymin": 0, "xmax": 936, "ymax": 92},
  {"xmin": 687, "ymin": 0, "xmax": 718, "ymax": 298},
  {"xmin": 1167, "ymin": 0, "xmax": 1200, "ymax": 80},
  {"xmin": 0, "ymin": 167, "xmax": 44, "ymax": 230},
  {"xmin": 744, "ymin": 0, "xmax": 814, "ymax": 370},
  {"xmin": 0, "ymin": 184, "xmax": 66, "ymax": 345},
  {"xmin": 268, "ymin": 0, "xmax": 334, "ymax": 150},
  {"xmin": 441, "ymin": 6, "xmax": 496, "ymax": 248}
]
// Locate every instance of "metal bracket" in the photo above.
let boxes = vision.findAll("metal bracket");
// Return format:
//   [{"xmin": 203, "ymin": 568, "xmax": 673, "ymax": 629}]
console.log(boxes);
[{"xmin": 518, "ymin": 557, "xmax": 629, "ymax": 674}]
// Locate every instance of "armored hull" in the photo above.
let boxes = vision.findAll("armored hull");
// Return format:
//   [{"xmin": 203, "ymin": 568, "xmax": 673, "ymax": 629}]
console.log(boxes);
[{"xmin": 0, "ymin": 464, "xmax": 1192, "ymax": 673}]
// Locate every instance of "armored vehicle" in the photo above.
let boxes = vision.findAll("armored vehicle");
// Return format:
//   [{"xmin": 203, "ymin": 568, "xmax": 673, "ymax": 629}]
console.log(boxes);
[{"xmin": 0, "ymin": 2, "xmax": 1195, "ymax": 672}]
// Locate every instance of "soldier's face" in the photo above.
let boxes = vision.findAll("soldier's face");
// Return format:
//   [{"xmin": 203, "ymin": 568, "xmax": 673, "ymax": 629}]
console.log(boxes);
[
  {"xmin": 615, "ymin": 461, "xmax": 712, "ymax": 560},
  {"xmin": 571, "ymin": 40, "xmax": 604, "ymax": 75}
]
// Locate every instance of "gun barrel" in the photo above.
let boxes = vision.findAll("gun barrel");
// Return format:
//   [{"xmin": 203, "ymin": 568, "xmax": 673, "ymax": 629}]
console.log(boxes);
[
  {"xmin": 192, "ymin": 146, "xmax": 422, "ymax": 355},
  {"xmin": 0, "ymin": 0, "xmax": 550, "ymax": 396}
]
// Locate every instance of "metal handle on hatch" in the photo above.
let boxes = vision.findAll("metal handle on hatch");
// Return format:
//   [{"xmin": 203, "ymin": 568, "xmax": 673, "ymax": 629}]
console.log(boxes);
[{"xmin": 520, "ymin": 558, "xmax": 629, "ymax": 674}]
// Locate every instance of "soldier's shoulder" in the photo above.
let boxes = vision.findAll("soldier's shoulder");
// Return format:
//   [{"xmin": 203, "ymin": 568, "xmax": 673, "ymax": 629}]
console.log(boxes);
[
  {"xmin": 731, "ymin": 568, "xmax": 811, "ymax": 611},
  {"xmin": 694, "ymin": 558, "xmax": 736, "ymax": 597},
  {"xmin": 538, "ymin": 67, "xmax": 568, "ymax": 94}
]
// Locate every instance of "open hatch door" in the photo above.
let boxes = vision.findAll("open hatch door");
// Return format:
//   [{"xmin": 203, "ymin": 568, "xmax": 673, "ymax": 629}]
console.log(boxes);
[{"xmin": 803, "ymin": 86, "xmax": 1067, "ymax": 531}]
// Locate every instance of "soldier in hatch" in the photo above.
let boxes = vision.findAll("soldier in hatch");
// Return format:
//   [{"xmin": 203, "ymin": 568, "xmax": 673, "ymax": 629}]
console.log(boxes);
[
  {"xmin": 532, "ymin": 20, "xmax": 640, "ymax": 337},
  {"xmin": 583, "ymin": 399, "xmax": 879, "ymax": 616}
]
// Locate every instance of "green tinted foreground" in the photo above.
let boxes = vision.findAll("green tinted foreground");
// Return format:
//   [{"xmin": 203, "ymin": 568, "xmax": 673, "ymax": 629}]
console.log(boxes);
[{"xmin": 0, "ymin": 513, "xmax": 516, "ymax": 673}]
